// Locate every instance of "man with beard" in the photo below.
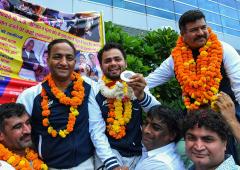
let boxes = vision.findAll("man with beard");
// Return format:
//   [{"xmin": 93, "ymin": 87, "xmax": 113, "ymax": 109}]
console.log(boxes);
[
  {"xmin": 0, "ymin": 103, "xmax": 47, "ymax": 169},
  {"xmin": 95, "ymin": 42, "xmax": 159, "ymax": 169},
  {"xmin": 145, "ymin": 9, "xmax": 240, "ymax": 164}
]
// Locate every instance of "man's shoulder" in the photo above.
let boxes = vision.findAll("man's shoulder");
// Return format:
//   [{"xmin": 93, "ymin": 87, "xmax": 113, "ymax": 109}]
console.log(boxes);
[
  {"xmin": 17, "ymin": 83, "xmax": 42, "ymax": 102},
  {"xmin": 0, "ymin": 160, "xmax": 15, "ymax": 170}
]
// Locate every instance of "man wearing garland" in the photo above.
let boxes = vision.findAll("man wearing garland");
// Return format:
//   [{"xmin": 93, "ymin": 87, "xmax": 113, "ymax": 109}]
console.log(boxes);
[
  {"xmin": 17, "ymin": 39, "xmax": 124, "ymax": 169},
  {"xmin": 145, "ymin": 9, "xmax": 240, "ymax": 164},
  {"xmin": 94, "ymin": 42, "xmax": 160, "ymax": 169},
  {"xmin": 0, "ymin": 102, "xmax": 48, "ymax": 170}
]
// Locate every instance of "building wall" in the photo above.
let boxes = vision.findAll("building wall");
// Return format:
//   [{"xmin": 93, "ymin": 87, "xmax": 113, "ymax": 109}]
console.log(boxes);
[{"xmin": 28, "ymin": 0, "xmax": 240, "ymax": 51}]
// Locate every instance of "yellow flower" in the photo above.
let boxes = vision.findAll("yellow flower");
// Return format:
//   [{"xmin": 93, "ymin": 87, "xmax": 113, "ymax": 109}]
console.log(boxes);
[
  {"xmin": 7, "ymin": 156, "xmax": 15, "ymax": 164},
  {"xmin": 200, "ymin": 51, "xmax": 208, "ymax": 57},
  {"xmin": 210, "ymin": 87, "xmax": 218, "ymax": 94},
  {"xmin": 59, "ymin": 130, "xmax": 66, "ymax": 138},
  {"xmin": 41, "ymin": 164, "xmax": 48, "ymax": 170},
  {"xmin": 47, "ymin": 126, "xmax": 53, "ymax": 134},
  {"xmin": 19, "ymin": 160, "xmax": 26, "ymax": 166},
  {"xmin": 194, "ymin": 101, "xmax": 201, "ymax": 106}
]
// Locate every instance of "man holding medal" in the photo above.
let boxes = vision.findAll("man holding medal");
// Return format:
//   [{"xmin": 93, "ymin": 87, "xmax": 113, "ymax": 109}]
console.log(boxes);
[{"xmin": 94, "ymin": 42, "xmax": 159, "ymax": 169}]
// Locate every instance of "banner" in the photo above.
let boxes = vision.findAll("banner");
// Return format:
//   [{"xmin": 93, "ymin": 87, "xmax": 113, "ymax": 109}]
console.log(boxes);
[{"xmin": 0, "ymin": 0, "xmax": 104, "ymax": 103}]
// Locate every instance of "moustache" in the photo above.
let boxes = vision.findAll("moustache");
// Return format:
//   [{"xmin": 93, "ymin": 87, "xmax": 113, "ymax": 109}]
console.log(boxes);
[
  {"xmin": 20, "ymin": 134, "xmax": 31, "ymax": 141},
  {"xmin": 194, "ymin": 35, "xmax": 207, "ymax": 41}
]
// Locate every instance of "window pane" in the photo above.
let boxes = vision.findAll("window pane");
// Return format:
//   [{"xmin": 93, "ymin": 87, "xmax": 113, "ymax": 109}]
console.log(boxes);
[
  {"xmin": 146, "ymin": 0, "xmax": 174, "ymax": 12},
  {"xmin": 198, "ymin": 0, "xmax": 219, "ymax": 13},
  {"xmin": 89, "ymin": 0, "xmax": 112, "ymax": 5},
  {"xmin": 221, "ymin": 16, "xmax": 240, "ymax": 30},
  {"xmin": 203, "ymin": 10, "xmax": 221, "ymax": 25},
  {"xmin": 146, "ymin": 7, "xmax": 175, "ymax": 20},
  {"xmin": 127, "ymin": 0, "xmax": 145, "ymax": 4},
  {"xmin": 223, "ymin": 27, "xmax": 240, "ymax": 37},
  {"xmin": 125, "ymin": 2, "xmax": 146, "ymax": 13},
  {"xmin": 174, "ymin": 1, "xmax": 197, "ymax": 15},
  {"xmin": 219, "ymin": 5, "xmax": 238, "ymax": 19},
  {"xmin": 175, "ymin": 0, "xmax": 198, "ymax": 6},
  {"xmin": 207, "ymin": 23, "xmax": 223, "ymax": 32},
  {"xmin": 218, "ymin": 0, "xmax": 236, "ymax": 8}
]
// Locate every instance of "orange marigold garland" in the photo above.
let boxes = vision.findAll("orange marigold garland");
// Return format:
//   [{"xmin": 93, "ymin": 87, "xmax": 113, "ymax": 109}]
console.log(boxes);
[
  {"xmin": 41, "ymin": 72, "xmax": 85, "ymax": 138},
  {"xmin": 100, "ymin": 76, "xmax": 133, "ymax": 139},
  {"xmin": 0, "ymin": 143, "xmax": 48, "ymax": 170},
  {"xmin": 172, "ymin": 28, "xmax": 223, "ymax": 110}
]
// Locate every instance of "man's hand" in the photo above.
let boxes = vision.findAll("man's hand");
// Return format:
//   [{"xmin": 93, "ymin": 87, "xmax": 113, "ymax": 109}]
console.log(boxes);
[
  {"xmin": 113, "ymin": 166, "xmax": 129, "ymax": 170},
  {"xmin": 127, "ymin": 73, "xmax": 146, "ymax": 100},
  {"xmin": 215, "ymin": 91, "xmax": 238, "ymax": 123}
]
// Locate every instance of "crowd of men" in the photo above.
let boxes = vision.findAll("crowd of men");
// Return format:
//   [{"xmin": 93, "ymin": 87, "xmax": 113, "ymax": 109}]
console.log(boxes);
[{"xmin": 1, "ymin": 9, "xmax": 240, "ymax": 170}]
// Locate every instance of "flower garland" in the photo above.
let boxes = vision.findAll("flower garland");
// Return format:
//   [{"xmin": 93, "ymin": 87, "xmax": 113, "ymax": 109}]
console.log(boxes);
[
  {"xmin": 41, "ymin": 72, "xmax": 85, "ymax": 138},
  {"xmin": 0, "ymin": 143, "xmax": 48, "ymax": 170},
  {"xmin": 172, "ymin": 28, "xmax": 223, "ymax": 110},
  {"xmin": 99, "ymin": 76, "xmax": 135, "ymax": 139}
]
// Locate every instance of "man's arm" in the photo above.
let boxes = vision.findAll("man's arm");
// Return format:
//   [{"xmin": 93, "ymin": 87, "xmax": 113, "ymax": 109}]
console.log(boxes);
[
  {"xmin": 222, "ymin": 41, "xmax": 240, "ymax": 105},
  {"xmin": 145, "ymin": 56, "xmax": 175, "ymax": 89},
  {"xmin": 215, "ymin": 91, "xmax": 240, "ymax": 143},
  {"xmin": 128, "ymin": 74, "xmax": 160, "ymax": 113},
  {"xmin": 87, "ymin": 78, "xmax": 121, "ymax": 170}
]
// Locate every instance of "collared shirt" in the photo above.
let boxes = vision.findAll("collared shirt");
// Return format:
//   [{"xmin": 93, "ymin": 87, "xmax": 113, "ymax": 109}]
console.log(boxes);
[
  {"xmin": 135, "ymin": 142, "xmax": 185, "ymax": 170},
  {"xmin": 189, "ymin": 155, "xmax": 240, "ymax": 170}
]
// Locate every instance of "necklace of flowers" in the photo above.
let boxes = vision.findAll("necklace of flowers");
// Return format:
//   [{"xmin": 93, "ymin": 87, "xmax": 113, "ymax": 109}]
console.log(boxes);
[
  {"xmin": 172, "ymin": 28, "xmax": 223, "ymax": 110},
  {"xmin": 41, "ymin": 72, "xmax": 85, "ymax": 138},
  {"xmin": 0, "ymin": 143, "xmax": 48, "ymax": 170},
  {"xmin": 99, "ymin": 76, "xmax": 135, "ymax": 139}
]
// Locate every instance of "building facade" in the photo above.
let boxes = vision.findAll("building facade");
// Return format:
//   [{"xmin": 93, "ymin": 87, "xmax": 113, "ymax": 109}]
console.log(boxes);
[{"xmin": 29, "ymin": 0, "xmax": 240, "ymax": 51}]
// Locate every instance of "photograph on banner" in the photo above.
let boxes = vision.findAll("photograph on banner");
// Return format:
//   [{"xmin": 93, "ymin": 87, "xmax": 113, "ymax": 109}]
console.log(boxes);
[{"xmin": 0, "ymin": 0, "xmax": 104, "ymax": 103}]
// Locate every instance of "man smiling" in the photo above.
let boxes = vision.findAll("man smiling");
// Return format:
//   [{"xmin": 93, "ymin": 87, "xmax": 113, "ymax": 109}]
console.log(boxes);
[{"xmin": 183, "ymin": 109, "xmax": 240, "ymax": 170}]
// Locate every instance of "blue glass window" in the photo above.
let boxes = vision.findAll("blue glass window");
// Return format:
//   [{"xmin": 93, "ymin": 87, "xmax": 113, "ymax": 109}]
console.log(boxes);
[
  {"xmin": 219, "ymin": 5, "xmax": 238, "ymax": 19},
  {"xmin": 198, "ymin": 0, "xmax": 219, "ymax": 13},
  {"xmin": 146, "ymin": 0, "xmax": 174, "ymax": 12},
  {"xmin": 174, "ymin": 1, "xmax": 197, "ymax": 15},
  {"xmin": 203, "ymin": 10, "xmax": 221, "ymax": 25},
  {"xmin": 125, "ymin": 1, "xmax": 146, "ymax": 13},
  {"xmin": 207, "ymin": 23, "xmax": 223, "ymax": 32},
  {"xmin": 175, "ymin": 0, "xmax": 198, "ymax": 7},
  {"xmin": 223, "ymin": 27, "xmax": 240, "ymax": 37},
  {"xmin": 89, "ymin": 0, "xmax": 112, "ymax": 5},
  {"xmin": 221, "ymin": 16, "xmax": 240, "ymax": 30},
  {"xmin": 218, "ymin": 0, "xmax": 236, "ymax": 8},
  {"xmin": 127, "ymin": 0, "xmax": 146, "ymax": 4},
  {"xmin": 146, "ymin": 7, "xmax": 175, "ymax": 20}
]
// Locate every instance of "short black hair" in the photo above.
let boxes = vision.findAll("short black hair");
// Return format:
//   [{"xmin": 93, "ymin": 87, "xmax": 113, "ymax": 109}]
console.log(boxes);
[
  {"xmin": 47, "ymin": 39, "xmax": 76, "ymax": 57},
  {"xmin": 0, "ymin": 103, "xmax": 28, "ymax": 131},
  {"xmin": 179, "ymin": 10, "xmax": 206, "ymax": 31},
  {"xmin": 97, "ymin": 42, "xmax": 126, "ymax": 65},
  {"xmin": 147, "ymin": 105, "xmax": 183, "ymax": 143},
  {"xmin": 183, "ymin": 108, "xmax": 231, "ymax": 141}
]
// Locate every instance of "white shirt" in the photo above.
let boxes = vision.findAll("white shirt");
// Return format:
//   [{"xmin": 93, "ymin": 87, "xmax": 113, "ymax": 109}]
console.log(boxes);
[
  {"xmin": 0, "ymin": 161, "xmax": 15, "ymax": 170},
  {"xmin": 145, "ymin": 41, "xmax": 240, "ymax": 104},
  {"xmin": 135, "ymin": 143, "xmax": 185, "ymax": 170}
]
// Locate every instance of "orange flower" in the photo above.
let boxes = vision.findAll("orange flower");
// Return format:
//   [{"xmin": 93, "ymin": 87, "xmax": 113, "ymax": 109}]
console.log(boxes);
[
  {"xmin": 102, "ymin": 76, "xmax": 133, "ymax": 140},
  {"xmin": 41, "ymin": 72, "xmax": 85, "ymax": 138},
  {"xmin": 172, "ymin": 28, "xmax": 223, "ymax": 110},
  {"xmin": 0, "ymin": 143, "xmax": 48, "ymax": 170}
]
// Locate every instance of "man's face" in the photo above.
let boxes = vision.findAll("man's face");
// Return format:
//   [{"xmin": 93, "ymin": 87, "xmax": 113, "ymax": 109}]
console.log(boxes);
[
  {"xmin": 47, "ymin": 42, "xmax": 76, "ymax": 82},
  {"xmin": 25, "ymin": 40, "xmax": 34, "ymax": 52},
  {"xmin": 181, "ymin": 18, "xmax": 209, "ymax": 50},
  {"xmin": 142, "ymin": 116, "xmax": 175, "ymax": 151},
  {"xmin": 0, "ymin": 114, "xmax": 32, "ymax": 152},
  {"xmin": 185, "ymin": 126, "xmax": 226, "ymax": 169},
  {"xmin": 100, "ymin": 48, "xmax": 126, "ymax": 80}
]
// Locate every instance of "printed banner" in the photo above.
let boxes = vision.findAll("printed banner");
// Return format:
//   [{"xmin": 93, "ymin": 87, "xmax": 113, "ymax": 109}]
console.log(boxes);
[{"xmin": 0, "ymin": 0, "xmax": 104, "ymax": 103}]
